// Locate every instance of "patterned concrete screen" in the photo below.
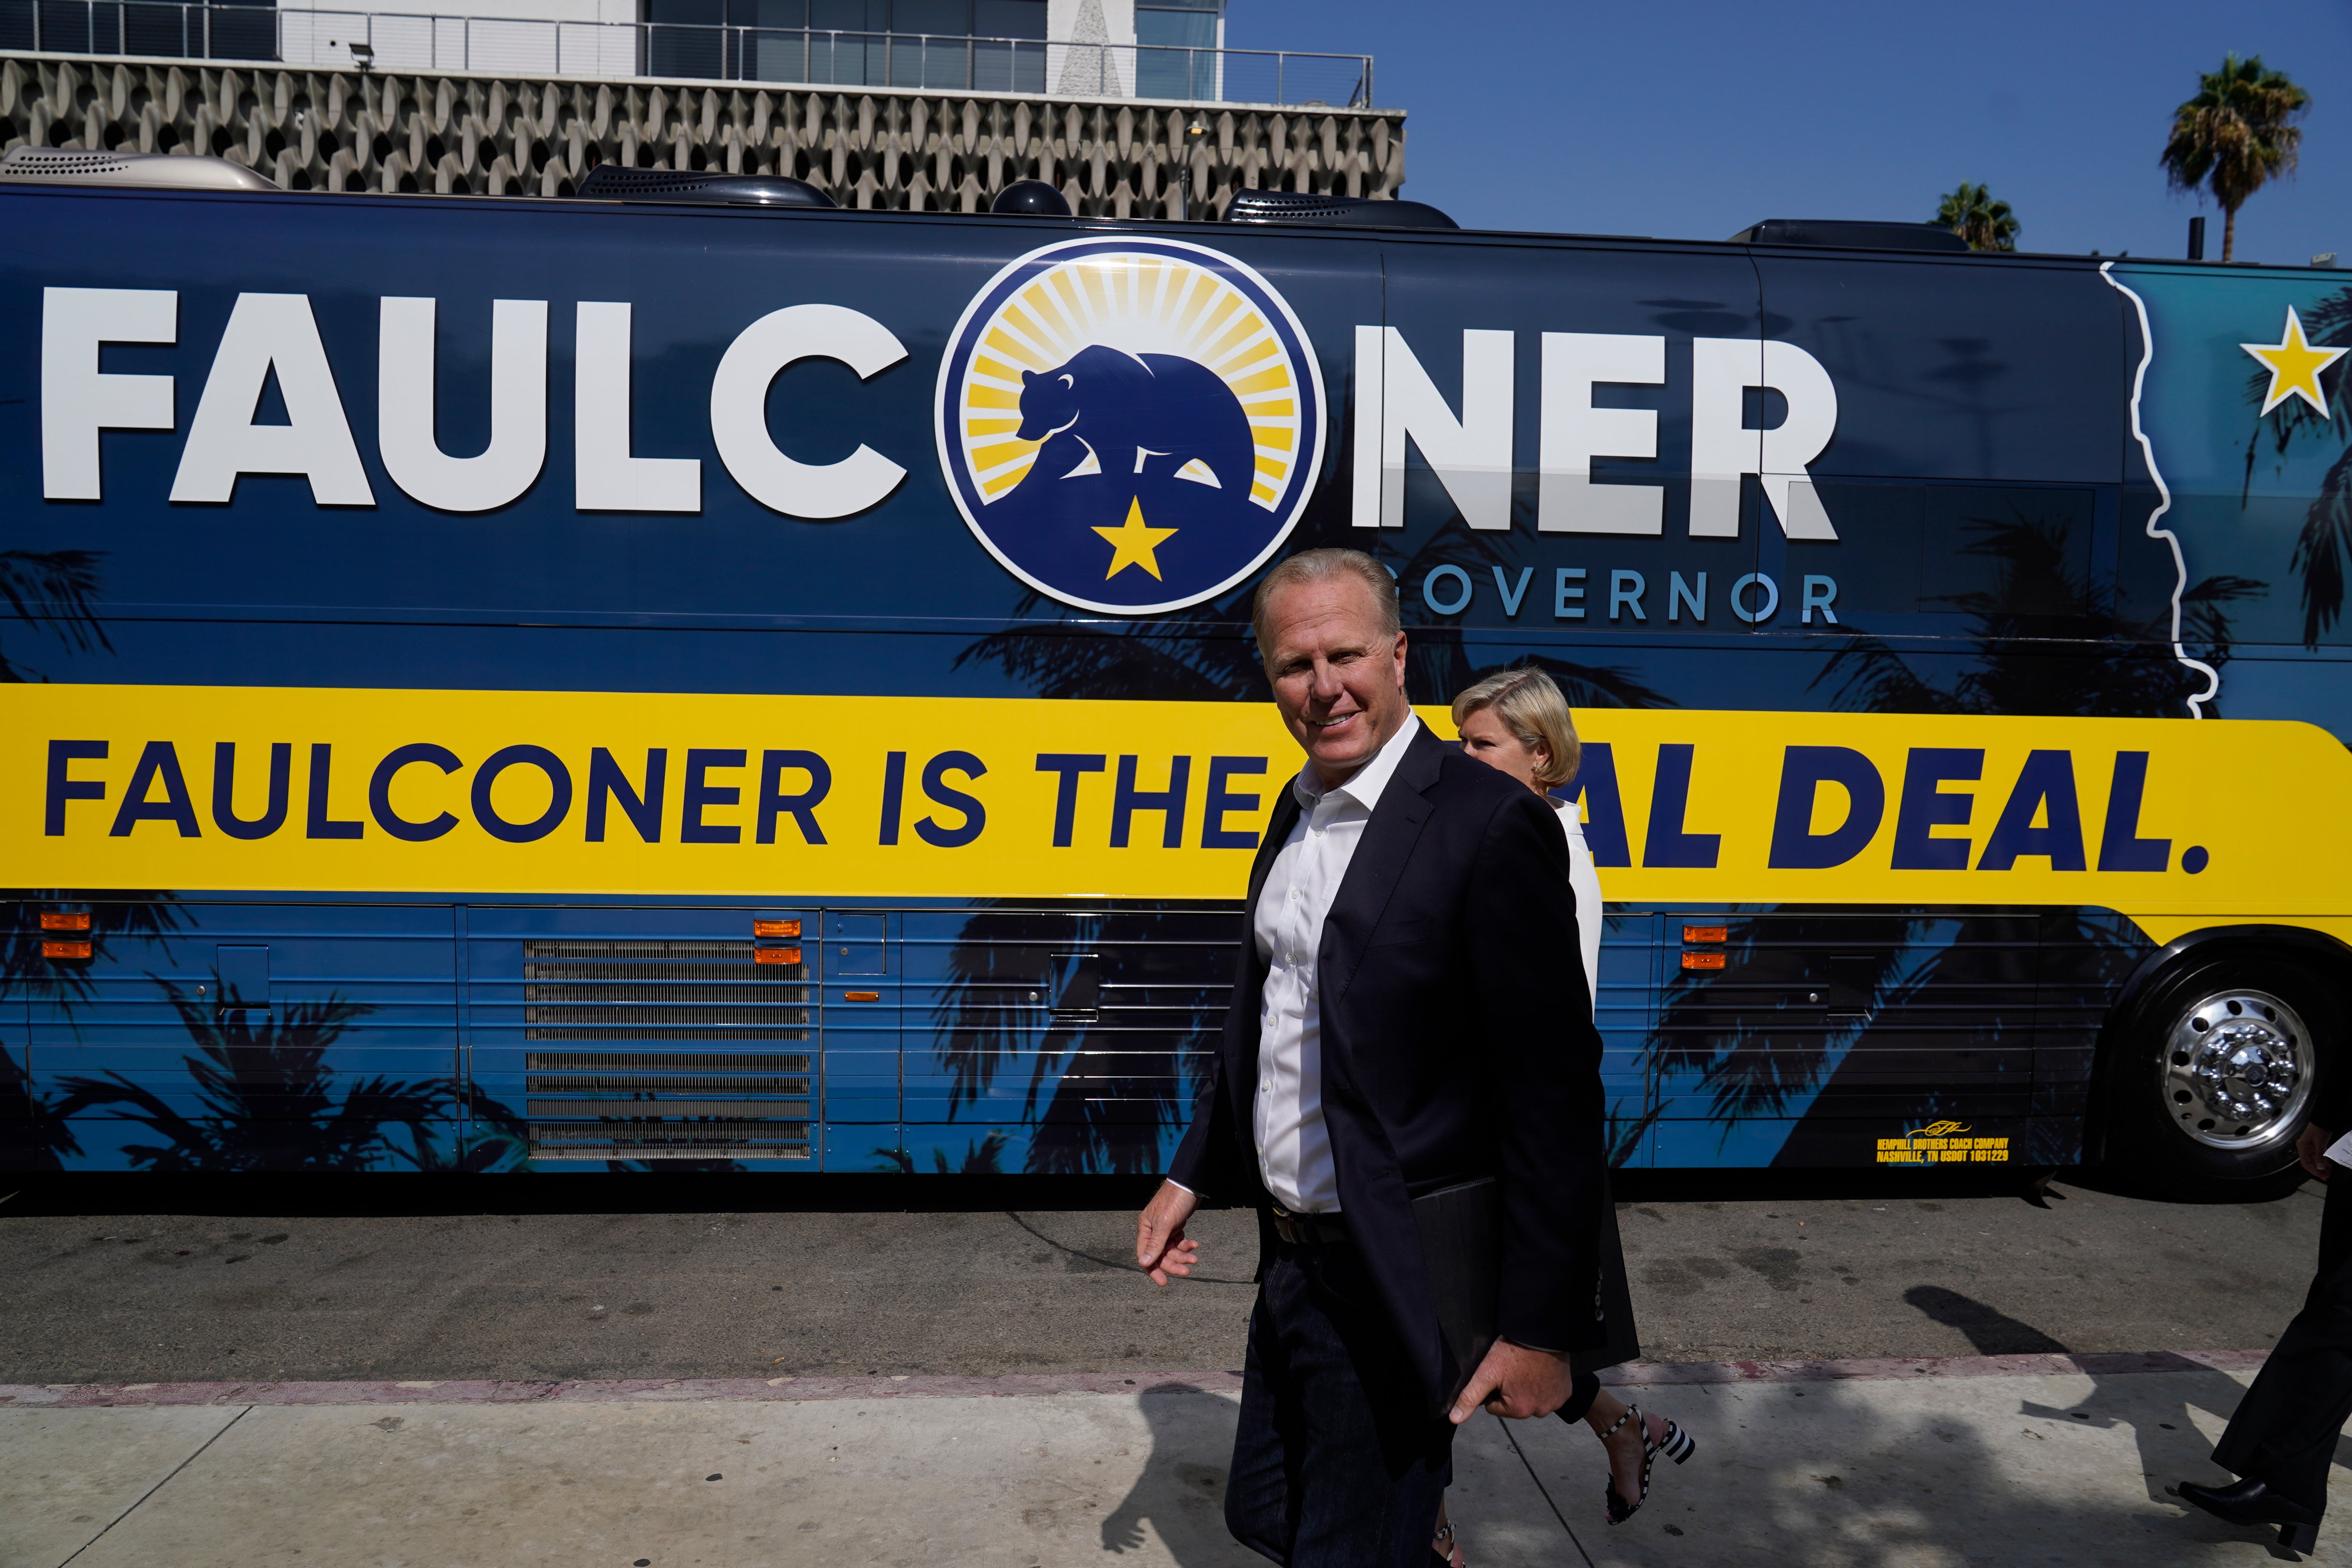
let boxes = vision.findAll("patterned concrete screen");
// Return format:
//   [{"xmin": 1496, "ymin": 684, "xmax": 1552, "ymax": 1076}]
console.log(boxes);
[{"xmin": 0, "ymin": 56, "xmax": 1405, "ymax": 214}]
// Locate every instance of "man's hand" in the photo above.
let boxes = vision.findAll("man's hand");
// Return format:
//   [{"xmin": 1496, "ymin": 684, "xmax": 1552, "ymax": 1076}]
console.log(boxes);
[
  {"xmin": 1136, "ymin": 1179, "xmax": 1201, "ymax": 1287},
  {"xmin": 1448, "ymin": 1338, "xmax": 1576, "ymax": 1424},
  {"xmin": 2300, "ymin": 1123, "xmax": 2337, "ymax": 1182}
]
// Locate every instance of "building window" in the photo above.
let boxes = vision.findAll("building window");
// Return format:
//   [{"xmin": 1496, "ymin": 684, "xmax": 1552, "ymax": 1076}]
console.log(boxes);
[
  {"xmin": 1136, "ymin": 0, "xmax": 1218, "ymax": 101},
  {"xmin": 644, "ymin": 0, "xmax": 1045, "ymax": 89}
]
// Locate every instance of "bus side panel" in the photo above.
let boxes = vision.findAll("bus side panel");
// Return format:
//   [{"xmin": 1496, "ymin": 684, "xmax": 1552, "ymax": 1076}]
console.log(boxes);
[{"xmin": 31, "ymin": 900, "xmax": 461, "ymax": 1173}]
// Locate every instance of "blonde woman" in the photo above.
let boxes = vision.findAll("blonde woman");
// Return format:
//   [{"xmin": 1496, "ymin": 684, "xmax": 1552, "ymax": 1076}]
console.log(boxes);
[{"xmin": 1430, "ymin": 668, "xmax": 1693, "ymax": 1563}]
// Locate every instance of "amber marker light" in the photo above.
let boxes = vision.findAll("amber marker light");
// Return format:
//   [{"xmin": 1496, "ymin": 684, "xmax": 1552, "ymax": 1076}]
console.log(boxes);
[
  {"xmin": 843, "ymin": 991, "xmax": 881, "ymax": 1002},
  {"xmin": 43, "ymin": 940, "xmax": 93, "ymax": 960},
  {"xmin": 753, "ymin": 947, "xmax": 803, "ymax": 966},
  {"xmin": 1681, "ymin": 952, "xmax": 1726, "ymax": 971},
  {"xmin": 753, "ymin": 919, "xmax": 801, "ymax": 939},
  {"xmin": 1682, "ymin": 926, "xmax": 1727, "ymax": 944},
  {"xmin": 40, "ymin": 912, "xmax": 92, "ymax": 931}
]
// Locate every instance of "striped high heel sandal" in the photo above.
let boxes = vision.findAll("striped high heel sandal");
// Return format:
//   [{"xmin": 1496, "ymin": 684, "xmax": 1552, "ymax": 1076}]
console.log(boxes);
[{"xmin": 1600, "ymin": 1405, "xmax": 1697, "ymax": 1524}]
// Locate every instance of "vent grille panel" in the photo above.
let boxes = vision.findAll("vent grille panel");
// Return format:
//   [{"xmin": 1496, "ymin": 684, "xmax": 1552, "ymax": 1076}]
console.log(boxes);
[
  {"xmin": 528, "ymin": 1118, "xmax": 812, "ymax": 1160},
  {"xmin": 518, "ymin": 939, "xmax": 815, "ymax": 1160},
  {"xmin": 522, "ymin": 1025, "xmax": 811, "ymax": 1041},
  {"xmin": 527, "ymin": 1074, "xmax": 809, "ymax": 1094},
  {"xmin": 526, "ymin": 1004, "xmax": 810, "ymax": 1026},
  {"xmin": 525, "ymin": 939, "xmax": 750, "ymax": 960},
  {"xmin": 528, "ymin": 1098, "xmax": 812, "ymax": 1120},
  {"xmin": 523, "ymin": 978, "xmax": 807, "ymax": 998},
  {"xmin": 525, "ymin": 1051, "xmax": 809, "ymax": 1072},
  {"xmin": 522, "ymin": 940, "xmax": 808, "ymax": 1042}
]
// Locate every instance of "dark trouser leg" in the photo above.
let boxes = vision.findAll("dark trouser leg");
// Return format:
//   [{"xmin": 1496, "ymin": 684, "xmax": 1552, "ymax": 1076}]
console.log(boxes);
[
  {"xmin": 1225, "ymin": 1259, "xmax": 1304, "ymax": 1565},
  {"xmin": 2214, "ymin": 1176, "xmax": 2352, "ymax": 1514},
  {"xmin": 1222, "ymin": 1243, "xmax": 1457, "ymax": 1568},
  {"xmin": 1554, "ymin": 1369, "xmax": 1604, "ymax": 1427}
]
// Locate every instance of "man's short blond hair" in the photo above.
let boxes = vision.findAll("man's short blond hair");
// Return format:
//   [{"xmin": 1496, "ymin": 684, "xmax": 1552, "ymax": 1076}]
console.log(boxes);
[
  {"xmin": 1250, "ymin": 548, "xmax": 1400, "ymax": 663},
  {"xmin": 1450, "ymin": 666, "xmax": 1581, "ymax": 788}
]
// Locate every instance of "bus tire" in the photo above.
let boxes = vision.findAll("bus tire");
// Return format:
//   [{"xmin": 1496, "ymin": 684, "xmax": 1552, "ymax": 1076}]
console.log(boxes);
[{"xmin": 2103, "ymin": 954, "xmax": 2340, "ymax": 1200}]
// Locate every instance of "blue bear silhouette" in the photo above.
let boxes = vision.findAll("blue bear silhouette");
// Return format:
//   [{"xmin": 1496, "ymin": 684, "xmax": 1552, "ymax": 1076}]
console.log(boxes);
[
  {"xmin": 976, "ymin": 344, "xmax": 1282, "ymax": 606},
  {"xmin": 969, "ymin": 343, "xmax": 1289, "ymax": 606},
  {"xmin": 1014, "ymin": 345, "xmax": 1258, "ymax": 497}
]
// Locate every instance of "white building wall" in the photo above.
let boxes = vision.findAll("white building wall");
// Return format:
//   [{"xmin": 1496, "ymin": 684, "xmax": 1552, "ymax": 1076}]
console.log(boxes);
[
  {"xmin": 280, "ymin": 0, "xmax": 639, "ymax": 77},
  {"xmin": 1047, "ymin": 0, "xmax": 1133, "ymax": 96},
  {"xmin": 278, "ymin": 0, "xmax": 1222, "ymax": 97}
]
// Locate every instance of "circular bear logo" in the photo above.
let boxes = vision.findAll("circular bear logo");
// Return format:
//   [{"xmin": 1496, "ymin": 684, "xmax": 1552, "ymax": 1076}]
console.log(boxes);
[{"xmin": 936, "ymin": 237, "xmax": 1327, "ymax": 615}]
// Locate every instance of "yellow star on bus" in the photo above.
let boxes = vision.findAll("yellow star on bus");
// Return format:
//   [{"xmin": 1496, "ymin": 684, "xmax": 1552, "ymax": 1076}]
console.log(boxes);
[
  {"xmin": 2243, "ymin": 305, "xmax": 2347, "ymax": 417},
  {"xmin": 1094, "ymin": 496, "xmax": 1178, "ymax": 581}
]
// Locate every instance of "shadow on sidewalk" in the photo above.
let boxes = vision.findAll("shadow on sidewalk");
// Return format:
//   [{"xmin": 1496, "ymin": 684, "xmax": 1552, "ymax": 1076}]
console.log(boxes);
[
  {"xmin": 1510, "ymin": 1362, "xmax": 2301, "ymax": 1566},
  {"xmin": 1904, "ymin": 1285, "xmax": 2261, "ymax": 1511},
  {"xmin": 1099, "ymin": 1383, "xmax": 1252, "ymax": 1563}
]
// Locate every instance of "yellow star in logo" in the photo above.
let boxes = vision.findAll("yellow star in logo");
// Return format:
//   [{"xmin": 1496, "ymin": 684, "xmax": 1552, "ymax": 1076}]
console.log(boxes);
[
  {"xmin": 2243, "ymin": 305, "xmax": 2347, "ymax": 417},
  {"xmin": 1093, "ymin": 496, "xmax": 1178, "ymax": 581}
]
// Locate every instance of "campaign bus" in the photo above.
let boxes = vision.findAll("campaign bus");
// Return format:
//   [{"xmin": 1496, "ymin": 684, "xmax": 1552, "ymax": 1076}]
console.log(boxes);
[{"xmin": 4, "ymin": 158, "xmax": 2348, "ymax": 1194}]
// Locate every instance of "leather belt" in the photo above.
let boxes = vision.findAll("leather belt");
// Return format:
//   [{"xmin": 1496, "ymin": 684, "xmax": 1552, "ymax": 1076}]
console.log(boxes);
[{"xmin": 1269, "ymin": 1208, "xmax": 1350, "ymax": 1247}]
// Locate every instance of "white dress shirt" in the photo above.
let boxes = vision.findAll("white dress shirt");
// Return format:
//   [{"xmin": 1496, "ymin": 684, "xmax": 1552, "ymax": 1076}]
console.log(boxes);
[
  {"xmin": 1550, "ymin": 796, "xmax": 1603, "ymax": 1020},
  {"xmin": 1250, "ymin": 713, "xmax": 1423, "ymax": 1214}
]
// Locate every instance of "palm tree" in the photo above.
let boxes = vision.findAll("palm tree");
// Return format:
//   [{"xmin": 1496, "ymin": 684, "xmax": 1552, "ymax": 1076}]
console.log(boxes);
[
  {"xmin": 1934, "ymin": 183, "xmax": 2020, "ymax": 252},
  {"xmin": 0, "ymin": 548, "xmax": 110, "ymax": 682},
  {"xmin": 0, "ymin": 549, "xmax": 136, "ymax": 1165},
  {"xmin": 2236, "ymin": 281, "xmax": 2352, "ymax": 646},
  {"xmin": 0, "ymin": 1047, "xmax": 80, "ymax": 1171},
  {"xmin": 2161, "ymin": 54, "xmax": 2310, "ymax": 263},
  {"xmin": 56, "ymin": 984, "xmax": 451, "ymax": 1172},
  {"xmin": 1636, "ymin": 512, "xmax": 2251, "ymax": 1158},
  {"xmin": 1648, "ymin": 902, "xmax": 2154, "ymax": 1167},
  {"xmin": 1814, "ymin": 510, "xmax": 2258, "ymax": 719},
  {"xmin": 410, "ymin": 1084, "xmax": 539, "ymax": 1173},
  {"xmin": 934, "ymin": 1132, "xmax": 1011, "ymax": 1174},
  {"xmin": 0, "ymin": 891, "xmax": 185, "ymax": 1170}
]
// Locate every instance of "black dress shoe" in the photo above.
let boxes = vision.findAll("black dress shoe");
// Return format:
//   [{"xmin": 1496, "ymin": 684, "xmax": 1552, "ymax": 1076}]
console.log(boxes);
[{"xmin": 2177, "ymin": 1478, "xmax": 2321, "ymax": 1551}]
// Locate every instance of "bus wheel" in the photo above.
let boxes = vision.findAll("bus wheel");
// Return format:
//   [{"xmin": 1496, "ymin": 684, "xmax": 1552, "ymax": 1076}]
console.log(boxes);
[{"xmin": 2107, "ymin": 958, "xmax": 2337, "ymax": 1199}]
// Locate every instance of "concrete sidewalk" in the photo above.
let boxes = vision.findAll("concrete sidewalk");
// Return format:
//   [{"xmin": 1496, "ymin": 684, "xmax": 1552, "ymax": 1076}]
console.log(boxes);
[{"xmin": 2, "ymin": 1352, "xmax": 2339, "ymax": 1568}]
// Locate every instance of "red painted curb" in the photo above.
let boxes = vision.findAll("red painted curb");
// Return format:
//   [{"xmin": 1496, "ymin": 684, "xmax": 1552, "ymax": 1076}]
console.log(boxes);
[{"xmin": 0, "ymin": 1350, "xmax": 2266, "ymax": 1409}]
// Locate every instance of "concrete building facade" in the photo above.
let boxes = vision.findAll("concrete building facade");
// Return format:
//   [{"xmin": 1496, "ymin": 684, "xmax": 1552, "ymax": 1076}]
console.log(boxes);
[{"xmin": 0, "ymin": 0, "xmax": 1395, "ymax": 211}]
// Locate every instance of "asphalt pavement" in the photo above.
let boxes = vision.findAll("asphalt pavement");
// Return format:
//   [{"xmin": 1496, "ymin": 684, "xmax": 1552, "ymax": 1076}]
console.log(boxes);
[{"xmin": 0, "ymin": 1173, "xmax": 2325, "ymax": 1384}]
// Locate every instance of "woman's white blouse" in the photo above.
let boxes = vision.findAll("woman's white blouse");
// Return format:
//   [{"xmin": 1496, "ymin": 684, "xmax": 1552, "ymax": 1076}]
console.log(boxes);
[{"xmin": 1550, "ymin": 796, "xmax": 1604, "ymax": 1022}]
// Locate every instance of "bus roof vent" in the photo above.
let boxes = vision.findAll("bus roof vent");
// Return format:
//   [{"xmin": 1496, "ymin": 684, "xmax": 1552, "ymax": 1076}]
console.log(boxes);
[
  {"xmin": 577, "ymin": 165, "xmax": 837, "ymax": 208},
  {"xmin": 992, "ymin": 178, "xmax": 1073, "ymax": 216},
  {"xmin": 1225, "ymin": 188, "xmax": 1458, "ymax": 230},
  {"xmin": 1730, "ymin": 218, "xmax": 1969, "ymax": 253},
  {"xmin": 0, "ymin": 146, "xmax": 278, "ymax": 191}
]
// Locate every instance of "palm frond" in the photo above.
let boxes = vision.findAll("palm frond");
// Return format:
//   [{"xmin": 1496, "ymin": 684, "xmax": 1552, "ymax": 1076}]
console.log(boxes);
[
  {"xmin": 0, "ymin": 893, "xmax": 186, "ymax": 1018},
  {"xmin": 1813, "ymin": 513, "xmax": 2252, "ymax": 718},
  {"xmin": 58, "ymin": 982, "xmax": 450, "ymax": 1172},
  {"xmin": 2292, "ymin": 442, "xmax": 2352, "ymax": 648},
  {"xmin": 0, "ymin": 548, "xmax": 111, "ymax": 682},
  {"xmin": 2161, "ymin": 54, "xmax": 2308, "ymax": 258},
  {"xmin": 0, "ymin": 1043, "xmax": 81, "ymax": 1170}
]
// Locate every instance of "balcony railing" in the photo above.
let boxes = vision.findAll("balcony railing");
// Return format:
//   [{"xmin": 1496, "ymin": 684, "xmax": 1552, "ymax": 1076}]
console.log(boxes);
[{"xmin": 0, "ymin": 2, "xmax": 1378, "ymax": 107}]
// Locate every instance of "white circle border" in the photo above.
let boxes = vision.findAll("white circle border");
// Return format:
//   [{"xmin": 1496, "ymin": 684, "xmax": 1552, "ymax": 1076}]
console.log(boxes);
[{"xmin": 932, "ymin": 235, "xmax": 1330, "ymax": 618}]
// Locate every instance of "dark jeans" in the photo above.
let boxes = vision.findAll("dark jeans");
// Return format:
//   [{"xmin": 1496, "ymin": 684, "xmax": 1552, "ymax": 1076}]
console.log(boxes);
[
  {"xmin": 1224, "ymin": 1241, "xmax": 1457, "ymax": 1567},
  {"xmin": 2214, "ymin": 1172, "xmax": 2352, "ymax": 1514}
]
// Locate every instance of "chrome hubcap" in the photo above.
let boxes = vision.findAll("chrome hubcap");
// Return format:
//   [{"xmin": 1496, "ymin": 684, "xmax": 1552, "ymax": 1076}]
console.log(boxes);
[{"xmin": 2161, "ymin": 989, "xmax": 2312, "ymax": 1151}]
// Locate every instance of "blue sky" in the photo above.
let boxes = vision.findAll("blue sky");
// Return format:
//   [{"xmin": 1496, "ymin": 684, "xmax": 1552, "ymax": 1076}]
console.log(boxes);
[{"xmin": 1230, "ymin": 0, "xmax": 2352, "ymax": 264}]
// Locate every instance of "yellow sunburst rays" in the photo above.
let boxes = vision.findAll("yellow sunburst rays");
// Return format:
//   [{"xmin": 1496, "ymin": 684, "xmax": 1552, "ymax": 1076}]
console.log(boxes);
[
  {"xmin": 1200, "ymin": 296, "xmax": 1298, "ymax": 511},
  {"xmin": 958, "ymin": 254, "xmax": 1302, "ymax": 509}
]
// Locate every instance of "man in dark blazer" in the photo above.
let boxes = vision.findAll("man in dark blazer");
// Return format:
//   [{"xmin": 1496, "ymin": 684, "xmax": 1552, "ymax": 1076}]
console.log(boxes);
[
  {"xmin": 2178, "ymin": 1056, "xmax": 2352, "ymax": 1553},
  {"xmin": 1133, "ymin": 546, "xmax": 1608, "ymax": 1567}
]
